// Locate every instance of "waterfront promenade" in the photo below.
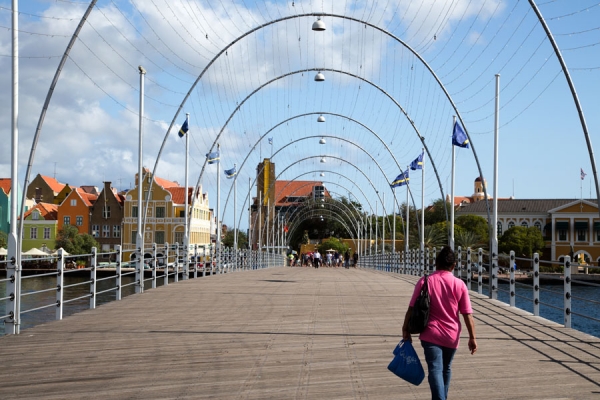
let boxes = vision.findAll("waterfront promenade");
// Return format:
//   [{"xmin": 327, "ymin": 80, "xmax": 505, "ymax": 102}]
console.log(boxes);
[{"xmin": 1, "ymin": 267, "xmax": 599, "ymax": 399}]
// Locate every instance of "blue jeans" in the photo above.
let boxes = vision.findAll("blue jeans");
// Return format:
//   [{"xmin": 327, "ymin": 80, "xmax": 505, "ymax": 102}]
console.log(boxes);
[{"xmin": 421, "ymin": 340, "xmax": 457, "ymax": 400}]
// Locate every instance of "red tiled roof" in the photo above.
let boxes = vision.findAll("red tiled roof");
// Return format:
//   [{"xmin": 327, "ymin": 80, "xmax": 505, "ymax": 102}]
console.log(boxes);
[
  {"xmin": 142, "ymin": 167, "xmax": 179, "ymax": 189},
  {"xmin": 23, "ymin": 202, "xmax": 58, "ymax": 220},
  {"xmin": 74, "ymin": 188, "xmax": 98, "ymax": 206},
  {"xmin": 166, "ymin": 187, "xmax": 194, "ymax": 204},
  {"xmin": 0, "ymin": 178, "xmax": 11, "ymax": 195},
  {"xmin": 274, "ymin": 180, "xmax": 329, "ymax": 206},
  {"xmin": 40, "ymin": 175, "xmax": 66, "ymax": 194}
]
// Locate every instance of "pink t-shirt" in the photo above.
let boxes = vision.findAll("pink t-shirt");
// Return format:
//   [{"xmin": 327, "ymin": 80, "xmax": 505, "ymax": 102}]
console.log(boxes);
[{"xmin": 409, "ymin": 270, "xmax": 472, "ymax": 349}]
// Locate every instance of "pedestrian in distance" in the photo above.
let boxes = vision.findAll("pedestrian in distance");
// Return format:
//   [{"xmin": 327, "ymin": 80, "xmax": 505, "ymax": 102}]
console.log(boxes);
[
  {"xmin": 352, "ymin": 251, "xmax": 358, "ymax": 268},
  {"xmin": 401, "ymin": 246, "xmax": 477, "ymax": 400},
  {"xmin": 344, "ymin": 250, "xmax": 350, "ymax": 268},
  {"xmin": 313, "ymin": 250, "xmax": 321, "ymax": 268}
]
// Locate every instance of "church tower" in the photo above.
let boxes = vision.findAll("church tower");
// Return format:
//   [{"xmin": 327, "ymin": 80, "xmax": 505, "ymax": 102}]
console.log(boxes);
[{"xmin": 472, "ymin": 176, "xmax": 487, "ymax": 202}]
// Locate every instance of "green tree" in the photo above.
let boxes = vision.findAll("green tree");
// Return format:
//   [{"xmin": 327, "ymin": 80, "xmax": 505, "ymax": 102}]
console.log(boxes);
[
  {"xmin": 0, "ymin": 231, "xmax": 7, "ymax": 248},
  {"xmin": 424, "ymin": 198, "xmax": 451, "ymax": 225},
  {"xmin": 455, "ymin": 215, "xmax": 489, "ymax": 246},
  {"xmin": 499, "ymin": 226, "xmax": 545, "ymax": 258},
  {"xmin": 55, "ymin": 225, "xmax": 99, "ymax": 256},
  {"xmin": 455, "ymin": 229, "xmax": 485, "ymax": 251},
  {"xmin": 221, "ymin": 229, "xmax": 248, "ymax": 249},
  {"xmin": 317, "ymin": 237, "xmax": 348, "ymax": 255}
]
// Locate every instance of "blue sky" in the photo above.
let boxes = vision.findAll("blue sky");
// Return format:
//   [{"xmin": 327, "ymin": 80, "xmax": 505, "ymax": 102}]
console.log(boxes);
[{"xmin": 1, "ymin": 0, "xmax": 600, "ymax": 231}]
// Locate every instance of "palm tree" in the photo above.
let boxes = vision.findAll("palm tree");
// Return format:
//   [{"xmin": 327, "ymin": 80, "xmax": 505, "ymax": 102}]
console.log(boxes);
[{"xmin": 455, "ymin": 230, "xmax": 486, "ymax": 251}]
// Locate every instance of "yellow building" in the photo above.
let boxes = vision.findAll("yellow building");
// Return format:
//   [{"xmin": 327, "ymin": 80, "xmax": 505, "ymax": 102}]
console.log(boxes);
[{"xmin": 122, "ymin": 169, "xmax": 212, "ymax": 261}]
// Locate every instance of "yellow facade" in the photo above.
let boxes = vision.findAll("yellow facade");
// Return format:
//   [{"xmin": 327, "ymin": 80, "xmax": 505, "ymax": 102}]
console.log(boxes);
[{"xmin": 122, "ymin": 173, "xmax": 211, "ymax": 261}]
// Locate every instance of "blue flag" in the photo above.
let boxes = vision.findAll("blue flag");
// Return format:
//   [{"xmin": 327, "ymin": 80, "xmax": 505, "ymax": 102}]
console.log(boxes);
[
  {"xmin": 268, "ymin": 137, "xmax": 273, "ymax": 145},
  {"xmin": 224, "ymin": 166, "xmax": 237, "ymax": 178},
  {"xmin": 452, "ymin": 121, "xmax": 469, "ymax": 148},
  {"xmin": 206, "ymin": 151, "xmax": 220, "ymax": 164},
  {"xmin": 178, "ymin": 119, "xmax": 189, "ymax": 138},
  {"xmin": 391, "ymin": 170, "xmax": 409, "ymax": 188},
  {"xmin": 410, "ymin": 151, "xmax": 424, "ymax": 170}
]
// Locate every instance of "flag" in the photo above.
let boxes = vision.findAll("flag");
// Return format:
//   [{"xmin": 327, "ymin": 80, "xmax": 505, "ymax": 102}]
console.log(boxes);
[
  {"xmin": 391, "ymin": 170, "xmax": 409, "ymax": 188},
  {"xmin": 581, "ymin": 168, "xmax": 587, "ymax": 180},
  {"xmin": 268, "ymin": 137, "xmax": 273, "ymax": 145},
  {"xmin": 224, "ymin": 166, "xmax": 236, "ymax": 178},
  {"xmin": 284, "ymin": 225, "xmax": 289, "ymax": 233},
  {"xmin": 206, "ymin": 151, "xmax": 220, "ymax": 164},
  {"xmin": 452, "ymin": 121, "xmax": 469, "ymax": 148},
  {"xmin": 410, "ymin": 151, "xmax": 424, "ymax": 170},
  {"xmin": 178, "ymin": 119, "xmax": 188, "ymax": 138}
]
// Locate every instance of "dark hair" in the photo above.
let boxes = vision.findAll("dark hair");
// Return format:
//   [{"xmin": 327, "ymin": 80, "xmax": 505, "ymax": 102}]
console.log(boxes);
[{"xmin": 436, "ymin": 246, "xmax": 456, "ymax": 271}]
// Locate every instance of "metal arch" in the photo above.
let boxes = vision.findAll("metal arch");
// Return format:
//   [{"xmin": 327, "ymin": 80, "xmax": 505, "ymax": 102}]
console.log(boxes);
[
  {"xmin": 17, "ymin": 0, "xmax": 99, "ymax": 257},
  {"xmin": 221, "ymin": 112, "xmax": 418, "ymax": 227},
  {"xmin": 243, "ymin": 172, "xmax": 379, "ymax": 247},
  {"xmin": 223, "ymin": 133, "xmax": 415, "ymax": 226},
  {"xmin": 187, "ymin": 67, "xmax": 441, "ymax": 234},
  {"xmin": 247, "ymin": 155, "xmax": 389, "ymax": 229},
  {"xmin": 288, "ymin": 211, "xmax": 358, "ymax": 250},
  {"xmin": 286, "ymin": 208, "xmax": 358, "ymax": 245},
  {"xmin": 528, "ymin": 0, "xmax": 600, "ymax": 217},
  {"xmin": 285, "ymin": 199, "xmax": 360, "ymax": 236}
]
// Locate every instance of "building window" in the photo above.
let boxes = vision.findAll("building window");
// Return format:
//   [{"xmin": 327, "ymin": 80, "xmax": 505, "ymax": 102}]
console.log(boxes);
[
  {"xmin": 156, "ymin": 207, "xmax": 165, "ymax": 218},
  {"xmin": 508, "ymin": 221, "xmax": 515, "ymax": 229},
  {"xmin": 534, "ymin": 222, "xmax": 542, "ymax": 231},
  {"xmin": 44, "ymin": 227, "xmax": 50, "ymax": 239},
  {"xmin": 558, "ymin": 229, "xmax": 567, "ymax": 241},
  {"xmin": 113, "ymin": 225, "xmax": 120, "ymax": 238},
  {"xmin": 76, "ymin": 216, "xmax": 83, "ymax": 226},
  {"xmin": 155, "ymin": 231, "xmax": 165, "ymax": 244},
  {"xmin": 70, "ymin": 199, "xmax": 77, "ymax": 206},
  {"xmin": 596, "ymin": 230, "xmax": 600, "ymax": 242},
  {"xmin": 132, "ymin": 231, "xmax": 137, "ymax": 244},
  {"xmin": 132, "ymin": 206, "xmax": 138, "ymax": 218},
  {"xmin": 92, "ymin": 224, "xmax": 99, "ymax": 238},
  {"xmin": 30, "ymin": 227, "xmax": 37, "ymax": 239},
  {"xmin": 102, "ymin": 206, "xmax": 111, "ymax": 219},
  {"xmin": 103, "ymin": 225, "xmax": 110, "ymax": 238},
  {"xmin": 497, "ymin": 221, "xmax": 502, "ymax": 236},
  {"xmin": 32, "ymin": 211, "xmax": 40, "ymax": 220},
  {"xmin": 521, "ymin": 221, "xmax": 528, "ymax": 228},
  {"xmin": 174, "ymin": 232, "xmax": 184, "ymax": 244},
  {"xmin": 64, "ymin": 216, "xmax": 70, "ymax": 225},
  {"xmin": 577, "ymin": 228, "xmax": 587, "ymax": 242}
]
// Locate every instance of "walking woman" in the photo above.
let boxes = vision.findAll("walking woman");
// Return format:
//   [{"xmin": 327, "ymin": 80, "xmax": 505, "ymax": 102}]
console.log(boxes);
[{"xmin": 402, "ymin": 246, "xmax": 477, "ymax": 400}]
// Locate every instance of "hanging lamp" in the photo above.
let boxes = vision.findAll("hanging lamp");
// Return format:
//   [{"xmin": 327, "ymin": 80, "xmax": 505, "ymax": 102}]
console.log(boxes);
[
  {"xmin": 314, "ymin": 72, "xmax": 325, "ymax": 81},
  {"xmin": 312, "ymin": 17, "xmax": 326, "ymax": 31}
]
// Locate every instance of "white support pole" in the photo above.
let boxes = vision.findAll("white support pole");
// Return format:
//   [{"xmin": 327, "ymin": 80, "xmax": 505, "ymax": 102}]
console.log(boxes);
[
  {"xmin": 405, "ymin": 181, "xmax": 409, "ymax": 267},
  {"xmin": 183, "ymin": 113, "xmax": 190, "ymax": 280},
  {"xmin": 450, "ymin": 116, "xmax": 456, "ymax": 251},
  {"xmin": 393, "ymin": 189, "xmax": 396, "ymax": 254},
  {"xmin": 216, "ymin": 143, "xmax": 221, "ymax": 274},
  {"xmin": 7, "ymin": 0, "xmax": 20, "ymax": 335},
  {"xmin": 90, "ymin": 247, "xmax": 97, "ymax": 310},
  {"xmin": 491, "ymin": 74, "xmax": 500, "ymax": 300},
  {"xmin": 233, "ymin": 166, "xmax": 237, "ymax": 268},
  {"xmin": 421, "ymin": 149, "xmax": 425, "ymax": 271},
  {"xmin": 136, "ymin": 66, "xmax": 146, "ymax": 294},
  {"xmin": 382, "ymin": 192, "xmax": 385, "ymax": 255}
]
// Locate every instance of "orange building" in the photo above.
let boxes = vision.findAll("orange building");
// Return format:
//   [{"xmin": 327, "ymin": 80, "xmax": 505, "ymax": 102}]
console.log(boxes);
[{"xmin": 57, "ymin": 188, "xmax": 98, "ymax": 234}]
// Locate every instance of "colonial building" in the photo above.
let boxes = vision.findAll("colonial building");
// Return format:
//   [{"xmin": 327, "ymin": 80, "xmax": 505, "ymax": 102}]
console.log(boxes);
[
  {"xmin": 20, "ymin": 202, "xmax": 58, "ymax": 252},
  {"xmin": 121, "ymin": 169, "xmax": 212, "ymax": 261},
  {"xmin": 456, "ymin": 197, "xmax": 600, "ymax": 265},
  {"xmin": 89, "ymin": 182, "xmax": 125, "ymax": 259}
]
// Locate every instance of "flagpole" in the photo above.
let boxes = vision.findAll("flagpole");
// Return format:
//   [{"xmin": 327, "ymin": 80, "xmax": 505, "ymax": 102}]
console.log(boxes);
[
  {"xmin": 216, "ymin": 143, "xmax": 221, "ymax": 273},
  {"xmin": 405, "ymin": 169, "xmax": 409, "ymax": 260},
  {"xmin": 450, "ymin": 116, "xmax": 456, "ymax": 251},
  {"xmin": 233, "ymin": 164, "xmax": 237, "ymax": 252},
  {"xmin": 248, "ymin": 177, "xmax": 252, "ymax": 251},
  {"xmin": 183, "ymin": 113, "xmax": 190, "ymax": 280},
  {"xmin": 375, "ymin": 202, "xmax": 378, "ymax": 255},
  {"xmin": 136, "ymin": 66, "xmax": 146, "ymax": 294}
]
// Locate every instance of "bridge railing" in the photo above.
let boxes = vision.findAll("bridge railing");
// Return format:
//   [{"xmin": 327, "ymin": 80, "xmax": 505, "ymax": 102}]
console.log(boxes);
[
  {"xmin": 360, "ymin": 247, "xmax": 600, "ymax": 336},
  {"xmin": 1, "ymin": 246, "xmax": 284, "ymax": 335}
]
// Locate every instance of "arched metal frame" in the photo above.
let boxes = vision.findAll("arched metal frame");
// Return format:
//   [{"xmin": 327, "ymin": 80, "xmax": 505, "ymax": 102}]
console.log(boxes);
[
  {"xmin": 224, "ymin": 133, "xmax": 417, "ymax": 230},
  {"xmin": 285, "ymin": 199, "xmax": 360, "ymax": 236},
  {"xmin": 286, "ymin": 208, "xmax": 358, "ymax": 246}
]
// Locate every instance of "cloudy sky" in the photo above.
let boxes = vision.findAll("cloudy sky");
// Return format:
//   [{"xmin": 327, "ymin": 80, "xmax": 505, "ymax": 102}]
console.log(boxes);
[{"xmin": 1, "ymin": 0, "xmax": 600, "ymax": 230}]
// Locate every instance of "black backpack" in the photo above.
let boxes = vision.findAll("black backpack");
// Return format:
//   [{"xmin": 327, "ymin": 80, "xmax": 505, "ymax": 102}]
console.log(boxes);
[{"xmin": 408, "ymin": 275, "xmax": 430, "ymax": 334}]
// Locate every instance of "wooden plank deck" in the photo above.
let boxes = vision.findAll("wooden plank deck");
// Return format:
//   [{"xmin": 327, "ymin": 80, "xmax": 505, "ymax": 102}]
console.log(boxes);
[{"xmin": 1, "ymin": 267, "xmax": 599, "ymax": 399}]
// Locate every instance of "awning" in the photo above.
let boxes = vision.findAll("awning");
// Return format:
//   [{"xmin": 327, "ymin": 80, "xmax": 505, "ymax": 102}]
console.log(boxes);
[
  {"xmin": 574, "ymin": 221, "xmax": 588, "ymax": 230},
  {"xmin": 555, "ymin": 221, "xmax": 569, "ymax": 230}
]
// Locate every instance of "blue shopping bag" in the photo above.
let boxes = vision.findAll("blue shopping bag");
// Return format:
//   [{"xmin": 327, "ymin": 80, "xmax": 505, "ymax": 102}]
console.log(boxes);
[{"xmin": 387, "ymin": 340, "xmax": 425, "ymax": 386}]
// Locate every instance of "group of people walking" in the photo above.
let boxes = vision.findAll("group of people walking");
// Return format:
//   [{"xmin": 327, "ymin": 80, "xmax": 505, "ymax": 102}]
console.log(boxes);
[{"xmin": 288, "ymin": 249, "xmax": 358, "ymax": 268}]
